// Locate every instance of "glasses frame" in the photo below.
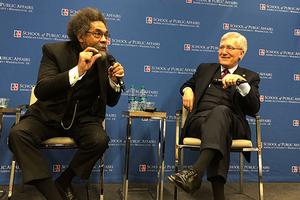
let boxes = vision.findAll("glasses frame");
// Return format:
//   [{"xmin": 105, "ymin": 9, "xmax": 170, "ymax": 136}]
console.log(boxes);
[
  {"xmin": 86, "ymin": 31, "xmax": 110, "ymax": 39},
  {"xmin": 219, "ymin": 45, "xmax": 243, "ymax": 52}
]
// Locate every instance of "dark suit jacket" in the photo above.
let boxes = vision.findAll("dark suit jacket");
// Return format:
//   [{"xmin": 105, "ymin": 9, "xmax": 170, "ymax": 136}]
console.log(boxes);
[
  {"xmin": 180, "ymin": 63, "xmax": 260, "ymax": 143},
  {"xmin": 25, "ymin": 41, "xmax": 121, "ymax": 126}
]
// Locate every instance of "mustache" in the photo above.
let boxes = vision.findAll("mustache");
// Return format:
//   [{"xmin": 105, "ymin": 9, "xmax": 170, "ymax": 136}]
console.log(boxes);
[{"xmin": 94, "ymin": 44, "xmax": 107, "ymax": 51}]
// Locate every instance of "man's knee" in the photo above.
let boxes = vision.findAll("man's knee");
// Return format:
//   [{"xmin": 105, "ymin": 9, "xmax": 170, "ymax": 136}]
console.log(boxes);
[
  {"xmin": 212, "ymin": 105, "xmax": 231, "ymax": 114},
  {"xmin": 81, "ymin": 133, "xmax": 109, "ymax": 152},
  {"xmin": 9, "ymin": 126, "xmax": 24, "ymax": 146}
]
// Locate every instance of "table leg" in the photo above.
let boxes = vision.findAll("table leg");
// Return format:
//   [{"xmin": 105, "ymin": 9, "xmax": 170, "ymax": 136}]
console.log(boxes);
[
  {"xmin": 156, "ymin": 118, "xmax": 166, "ymax": 200},
  {"xmin": 122, "ymin": 117, "xmax": 132, "ymax": 200}
]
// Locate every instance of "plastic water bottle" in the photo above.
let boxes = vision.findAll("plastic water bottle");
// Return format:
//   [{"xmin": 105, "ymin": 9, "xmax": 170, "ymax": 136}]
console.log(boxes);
[
  {"xmin": 139, "ymin": 85, "xmax": 147, "ymax": 111},
  {"xmin": 128, "ymin": 85, "xmax": 135, "ymax": 111}
]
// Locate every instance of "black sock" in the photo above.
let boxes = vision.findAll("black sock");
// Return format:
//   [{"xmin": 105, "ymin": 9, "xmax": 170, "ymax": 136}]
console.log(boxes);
[
  {"xmin": 211, "ymin": 176, "xmax": 225, "ymax": 200},
  {"xmin": 56, "ymin": 167, "xmax": 75, "ymax": 187},
  {"xmin": 192, "ymin": 148, "xmax": 218, "ymax": 175},
  {"xmin": 30, "ymin": 178, "xmax": 63, "ymax": 200}
]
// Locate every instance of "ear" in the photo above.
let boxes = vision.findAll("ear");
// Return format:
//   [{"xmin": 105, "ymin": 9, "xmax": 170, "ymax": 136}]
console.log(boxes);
[
  {"xmin": 77, "ymin": 33, "xmax": 84, "ymax": 43},
  {"xmin": 239, "ymin": 51, "xmax": 245, "ymax": 61}
]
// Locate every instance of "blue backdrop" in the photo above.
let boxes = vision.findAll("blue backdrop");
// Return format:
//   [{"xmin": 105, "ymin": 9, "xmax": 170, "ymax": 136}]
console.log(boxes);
[{"xmin": 1, "ymin": 0, "xmax": 300, "ymax": 184}]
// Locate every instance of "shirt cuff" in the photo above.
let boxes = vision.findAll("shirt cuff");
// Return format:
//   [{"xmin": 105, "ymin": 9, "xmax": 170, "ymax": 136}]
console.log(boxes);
[
  {"xmin": 236, "ymin": 82, "xmax": 251, "ymax": 97},
  {"xmin": 109, "ymin": 77, "xmax": 121, "ymax": 92},
  {"xmin": 69, "ymin": 66, "xmax": 85, "ymax": 86}
]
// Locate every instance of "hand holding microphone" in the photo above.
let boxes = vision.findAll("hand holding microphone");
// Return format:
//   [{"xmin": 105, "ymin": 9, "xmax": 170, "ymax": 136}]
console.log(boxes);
[
  {"xmin": 213, "ymin": 74, "xmax": 247, "ymax": 89},
  {"xmin": 107, "ymin": 54, "xmax": 125, "ymax": 92}
]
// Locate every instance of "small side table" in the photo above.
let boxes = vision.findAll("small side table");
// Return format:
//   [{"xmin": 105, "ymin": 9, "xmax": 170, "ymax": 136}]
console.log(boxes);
[
  {"xmin": 122, "ymin": 111, "xmax": 167, "ymax": 200},
  {"xmin": 0, "ymin": 108, "xmax": 21, "ymax": 199}
]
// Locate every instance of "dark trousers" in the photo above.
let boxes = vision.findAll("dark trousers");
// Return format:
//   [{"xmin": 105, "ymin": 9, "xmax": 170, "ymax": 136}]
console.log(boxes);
[
  {"xmin": 187, "ymin": 105, "xmax": 245, "ymax": 181},
  {"xmin": 8, "ymin": 116, "xmax": 109, "ymax": 184}
]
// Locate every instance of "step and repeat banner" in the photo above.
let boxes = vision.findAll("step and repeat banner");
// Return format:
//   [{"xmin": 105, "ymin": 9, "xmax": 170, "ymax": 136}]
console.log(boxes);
[{"xmin": 0, "ymin": 0, "xmax": 299, "ymax": 184}]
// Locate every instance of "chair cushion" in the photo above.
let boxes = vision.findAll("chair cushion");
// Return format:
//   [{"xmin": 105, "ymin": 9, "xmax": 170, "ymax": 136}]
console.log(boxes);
[
  {"xmin": 183, "ymin": 137, "xmax": 253, "ymax": 148},
  {"xmin": 41, "ymin": 137, "xmax": 76, "ymax": 146},
  {"xmin": 183, "ymin": 137, "xmax": 201, "ymax": 146}
]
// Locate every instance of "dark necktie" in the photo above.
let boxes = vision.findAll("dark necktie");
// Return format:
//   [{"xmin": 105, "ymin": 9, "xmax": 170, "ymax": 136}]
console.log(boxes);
[{"xmin": 221, "ymin": 68, "xmax": 229, "ymax": 79}]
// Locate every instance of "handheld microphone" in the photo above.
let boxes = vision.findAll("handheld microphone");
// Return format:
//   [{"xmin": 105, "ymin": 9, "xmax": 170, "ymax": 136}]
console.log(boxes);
[
  {"xmin": 212, "ymin": 78, "xmax": 247, "ymax": 86},
  {"xmin": 212, "ymin": 79, "xmax": 223, "ymax": 86},
  {"xmin": 107, "ymin": 54, "xmax": 125, "ymax": 92}
]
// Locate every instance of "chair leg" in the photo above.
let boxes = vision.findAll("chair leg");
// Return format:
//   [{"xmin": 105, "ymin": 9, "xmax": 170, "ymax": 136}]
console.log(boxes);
[
  {"xmin": 173, "ymin": 148, "xmax": 180, "ymax": 200},
  {"xmin": 99, "ymin": 157, "xmax": 104, "ymax": 200},
  {"xmin": 239, "ymin": 152, "xmax": 244, "ymax": 194},
  {"xmin": 8, "ymin": 159, "xmax": 16, "ymax": 199},
  {"xmin": 257, "ymin": 151, "xmax": 264, "ymax": 200}
]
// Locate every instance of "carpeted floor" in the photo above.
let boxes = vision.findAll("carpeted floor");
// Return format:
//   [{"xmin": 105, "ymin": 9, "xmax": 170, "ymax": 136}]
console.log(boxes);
[{"xmin": 1, "ymin": 182, "xmax": 299, "ymax": 200}]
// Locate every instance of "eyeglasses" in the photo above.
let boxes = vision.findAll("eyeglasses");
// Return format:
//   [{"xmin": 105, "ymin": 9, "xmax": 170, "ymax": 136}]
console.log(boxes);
[
  {"xmin": 219, "ymin": 45, "xmax": 243, "ymax": 52},
  {"xmin": 86, "ymin": 31, "xmax": 110, "ymax": 39}
]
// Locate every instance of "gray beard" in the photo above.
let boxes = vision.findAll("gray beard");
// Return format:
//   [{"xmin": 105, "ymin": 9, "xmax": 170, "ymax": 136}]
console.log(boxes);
[{"xmin": 93, "ymin": 44, "xmax": 107, "ymax": 61}]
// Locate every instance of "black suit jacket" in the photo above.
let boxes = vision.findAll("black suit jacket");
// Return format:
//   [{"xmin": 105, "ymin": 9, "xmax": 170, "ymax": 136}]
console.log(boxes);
[
  {"xmin": 180, "ymin": 63, "xmax": 260, "ymax": 142},
  {"xmin": 25, "ymin": 41, "xmax": 121, "ymax": 126}
]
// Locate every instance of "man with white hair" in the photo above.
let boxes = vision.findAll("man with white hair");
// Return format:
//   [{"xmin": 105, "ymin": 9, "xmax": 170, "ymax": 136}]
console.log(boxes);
[{"xmin": 168, "ymin": 32, "xmax": 260, "ymax": 200}]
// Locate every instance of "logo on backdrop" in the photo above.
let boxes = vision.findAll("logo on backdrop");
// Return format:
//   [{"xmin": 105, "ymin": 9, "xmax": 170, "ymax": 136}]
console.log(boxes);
[
  {"xmin": 0, "ymin": 55, "xmax": 30, "ymax": 65},
  {"xmin": 258, "ymin": 48, "xmax": 300, "ymax": 58},
  {"xmin": 264, "ymin": 142, "xmax": 300, "ymax": 150},
  {"xmin": 13, "ymin": 29, "xmax": 68, "ymax": 41},
  {"xmin": 294, "ymin": 29, "xmax": 300, "ymax": 36},
  {"xmin": 258, "ymin": 72, "xmax": 272, "ymax": 79},
  {"xmin": 0, "ymin": 2, "xmax": 34, "ymax": 12},
  {"xmin": 259, "ymin": 95, "xmax": 300, "ymax": 104},
  {"xmin": 105, "ymin": 113, "xmax": 117, "ymax": 121},
  {"xmin": 103, "ymin": 12, "xmax": 122, "ymax": 21},
  {"xmin": 92, "ymin": 164, "xmax": 113, "ymax": 173},
  {"xmin": 144, "ymin": 65, "xmax": 196, "ymax": 75},
  {"xmin": 146, "ymin": 16, "xmax": 153, "ymax": 24},
  {"xmin": 138, "ymin": 164, "xmax": 175, "ymax": 173},
  {"xmin": 52, "ymin": 164, "xmax": 62, "ymax": 173},
  {"xmin": 10, "ymin": 83, "xmax": 34, "ymax": 92},
  {"xmin": 0, "ymin": 165, "xmax": 20, "ymax": 173},
  {"xmin": 260, "ymin": 95, "xmax": 300, "ymax": 104},
  {"xmin": 184, "ymin": 44, "xmax": 191, "ymax": 51},
  {"xmin": 145, "ymin": 16, "xmax": 200, "ymax": 28},
  {"xmin": 223, "ymin": 23, "xmax": 273, "ymax": 34},
  {"xmin": 247, "ymin": 117, "xmax": 272, "ymax": 126},
  {"xmin": 13, "ymin": 30, "xmax": 22, "ymax": 38},
  {"xmin": 166, "ymin": 115, "xmax": 176, "ymax": 122},
  {"xmin": 294, "ymin": 74, "xmax": 300, "ymax": 81},
  {"xmin": 139, "ymin": 164, "xmax": 147, "ymax": 172},
  {"xmin": 229, "ymin": 165, "xmax": 270, "ymax": 173},
  {"xmin": 186, "ymin": 0, "xmax": 238, "ymax": 8},
  {"xmin": 61, "ymin": 8, "xmax": 78, "ymax": 16},
  {"xmin": 291, "ymin": 166, "xmax": 300, "ymax": 174},
  {"xmin": 60, "ymin": 8, "xmax": 121, "ymax": 21},
  {"xmin": 109, "ymin": 139, "xmax": 125, "ymax": 147},
  {"xmin": 183, "ymin": 43, "xmax": 218, "ymax": 53},
  {"xmin": 109, "ymin": 38, "xmax": 160, "ymax": 49},
  {"xmin": 259, "ymin": 3, "xmax": 300, "ymax": 14},
  {"xmin": 293, "ymin": 120, "xmax": 299, "ymax": 127}
]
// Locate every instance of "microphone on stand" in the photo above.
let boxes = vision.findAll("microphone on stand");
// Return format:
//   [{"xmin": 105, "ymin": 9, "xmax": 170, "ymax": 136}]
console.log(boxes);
[{"xmin": 107, "ymin": 54, "xmax": 125, "ymax": 92}]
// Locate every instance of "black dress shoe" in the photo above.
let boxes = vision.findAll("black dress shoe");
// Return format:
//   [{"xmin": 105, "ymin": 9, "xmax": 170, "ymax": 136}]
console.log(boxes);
[
  {"xmin": 55, "ymin": 181, "xmax": 78, "ymax": 200},
  {"xmin": 168, "ymin": 169, "xmax": 202, "ymax": 193}
]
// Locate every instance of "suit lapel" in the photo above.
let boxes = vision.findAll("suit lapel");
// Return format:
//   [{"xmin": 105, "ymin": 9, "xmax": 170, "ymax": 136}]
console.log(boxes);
[{"xmin": 96, "ymin": 58, "xmax": 108, "ymax": 104}]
